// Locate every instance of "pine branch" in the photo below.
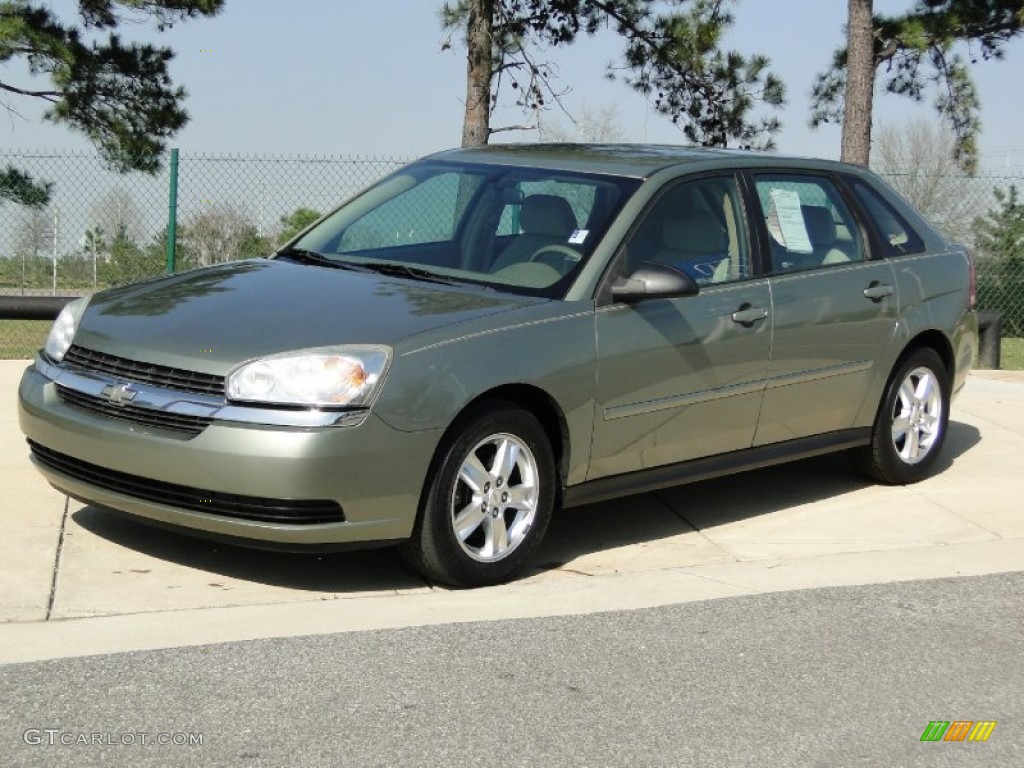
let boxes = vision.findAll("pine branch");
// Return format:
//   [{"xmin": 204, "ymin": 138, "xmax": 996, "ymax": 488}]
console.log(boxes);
[{"xmin": 0, "ymin": 81, "xmax": 61, "ymax": 101}]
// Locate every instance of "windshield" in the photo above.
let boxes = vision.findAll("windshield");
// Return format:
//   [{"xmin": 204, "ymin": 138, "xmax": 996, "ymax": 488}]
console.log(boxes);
[{"xmin": 284, "ymin": 160, "xmax": 640, "ymax": 298}]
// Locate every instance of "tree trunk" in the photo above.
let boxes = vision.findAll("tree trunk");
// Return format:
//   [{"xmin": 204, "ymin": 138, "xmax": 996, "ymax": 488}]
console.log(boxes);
[
  {"xmin": 841, "ymin": 0, "xmax": 875, "ymax": 166},
  {"xmin": 461, "ymin": 0, "xmax": 494, "ymax": 147}
]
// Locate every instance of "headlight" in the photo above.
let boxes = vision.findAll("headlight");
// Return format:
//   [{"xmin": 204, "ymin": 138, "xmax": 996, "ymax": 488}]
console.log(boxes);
[
  {"xmin": 44, "ymin": 297, "xmax": 89, "ymax": 363},
  {"xmin": 226, "ymin": 346, "xmax": 391, "ymax": 408}
]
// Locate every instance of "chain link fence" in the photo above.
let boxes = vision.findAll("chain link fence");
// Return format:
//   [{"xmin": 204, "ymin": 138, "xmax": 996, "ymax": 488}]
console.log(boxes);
[
  {"xmin": 1, "ymin": 150, "xmax": 1022, "ymax": 358},
  {"xmin": 1, "ymin": 149, "xmax": 407, "ymax": 356},
  {"xmin": 880, "ymin": 168, "xmax": 1024, "ymax": 339}
]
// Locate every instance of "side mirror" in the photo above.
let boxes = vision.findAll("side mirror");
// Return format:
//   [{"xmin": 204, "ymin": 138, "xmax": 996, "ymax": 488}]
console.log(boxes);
[{"xmin": 611, "ymin": 262, "xmax": 699, "ymax": 302}]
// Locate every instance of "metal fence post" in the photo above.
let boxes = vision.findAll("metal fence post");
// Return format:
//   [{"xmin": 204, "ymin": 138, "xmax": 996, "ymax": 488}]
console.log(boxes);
[{"xmin": 166, "ymin": 148, "xmax": 179, "ymax": 274}]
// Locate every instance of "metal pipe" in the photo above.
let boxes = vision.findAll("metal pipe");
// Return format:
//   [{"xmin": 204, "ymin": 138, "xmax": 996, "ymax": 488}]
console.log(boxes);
[{"xmin": 0, "ymin": 296, "xmax": 76, "ymax": 321}]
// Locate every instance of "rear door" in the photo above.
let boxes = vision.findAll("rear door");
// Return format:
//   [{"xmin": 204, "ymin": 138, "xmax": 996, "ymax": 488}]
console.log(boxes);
[{"xmin": 749, "ymin": 173, "xmax": 898, "ymax": 445}]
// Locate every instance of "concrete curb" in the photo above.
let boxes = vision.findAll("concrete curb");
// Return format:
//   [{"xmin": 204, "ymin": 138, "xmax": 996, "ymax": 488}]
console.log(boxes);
[{"xmin": 1, "ymin": 537, "xmax": 1022, "ymax": 665}]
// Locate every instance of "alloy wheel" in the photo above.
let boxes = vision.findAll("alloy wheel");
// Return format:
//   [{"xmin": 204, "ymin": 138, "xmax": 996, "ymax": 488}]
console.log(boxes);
[
  {"xmin": 450, "ymin": 432, "xmax": 540, "ymax": 562},
  {"xmin": 890, "ymin": 365, "xmax": 944, "ymax": 465}
]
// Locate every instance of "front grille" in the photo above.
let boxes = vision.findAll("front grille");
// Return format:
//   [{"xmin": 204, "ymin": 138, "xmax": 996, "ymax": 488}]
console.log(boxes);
[
  {"xmin": 63, "ymin": 345, "xmax": 225, "ymax": 397},
  {"xmin": 56, "ymin": 385, "xmax": 212, "ymax": 436},
  {"xmin": 29, "ymin": 441, "xmax": 345, "ymax": 525}
]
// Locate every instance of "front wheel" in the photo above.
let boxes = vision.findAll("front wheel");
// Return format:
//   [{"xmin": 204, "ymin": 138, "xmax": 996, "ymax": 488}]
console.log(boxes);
[
  {"xmin": 851, "ymin": 347, "xmax": 951, "ymax": 484},
  {"xmin": 402, "ymin": 402, "xmax": 555, "ymax": 587}
]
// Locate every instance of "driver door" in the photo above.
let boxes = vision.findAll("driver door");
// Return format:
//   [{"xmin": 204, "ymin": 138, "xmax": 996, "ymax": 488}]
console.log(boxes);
[{"xmin": 589, "ymin": 175, "xmax": 772, "ymax": 479}]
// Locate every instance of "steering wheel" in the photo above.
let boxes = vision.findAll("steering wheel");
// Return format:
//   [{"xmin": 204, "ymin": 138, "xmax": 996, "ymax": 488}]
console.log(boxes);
[{"xmin": 528, "ymin": 245, "xmax": 582, "ymax": 273}]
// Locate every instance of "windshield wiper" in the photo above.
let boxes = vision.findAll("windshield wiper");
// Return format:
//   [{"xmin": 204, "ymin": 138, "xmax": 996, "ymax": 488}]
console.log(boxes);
[
  {"xmin": 358, "ymin": 262, "xmax": 457, "ymax": 285},
  {"xmin": 275, "ymin": 248, "xmax": 372, "ymax": 272},
  {"xmin": 279, "ymin": 251, "xmax": 459, "ymax": 285}
]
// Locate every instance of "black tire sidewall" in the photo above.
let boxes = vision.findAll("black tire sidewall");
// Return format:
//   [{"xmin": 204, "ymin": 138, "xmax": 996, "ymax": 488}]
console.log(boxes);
[
  {"xmin": 871, "ymin": 348, "xmax": 951, "ymax": 484},
  {"xmin": 415, "ymin": 404, "xmax": 556, "ymax": 587}
]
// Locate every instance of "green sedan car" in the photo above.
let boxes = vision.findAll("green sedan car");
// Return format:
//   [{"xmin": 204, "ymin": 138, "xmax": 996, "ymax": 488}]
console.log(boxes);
[{"xmin": 19, "ymin": 145, "xmax": 978, "ymax": 587}]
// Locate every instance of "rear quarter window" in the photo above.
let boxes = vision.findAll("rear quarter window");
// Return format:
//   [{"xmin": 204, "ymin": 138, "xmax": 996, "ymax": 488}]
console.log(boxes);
[{"xmin": 849, "ymin": 179, "xmax": 926, "ymax": 256}]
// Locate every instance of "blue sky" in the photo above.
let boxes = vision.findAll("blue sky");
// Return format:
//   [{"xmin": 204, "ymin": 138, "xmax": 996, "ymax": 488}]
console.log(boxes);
[{"xmin": 5, "ymin": 1, "xmax": 1023, "ymax": 171}]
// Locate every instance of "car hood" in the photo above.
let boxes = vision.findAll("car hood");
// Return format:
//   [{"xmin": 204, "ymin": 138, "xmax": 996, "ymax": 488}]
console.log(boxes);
[{"xmin": 73, "ymin": 259, "xmax": 544, "ymax": 374}]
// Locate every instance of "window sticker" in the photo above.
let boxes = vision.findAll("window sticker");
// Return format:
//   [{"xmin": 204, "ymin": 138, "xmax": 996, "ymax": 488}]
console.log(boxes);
[
  {"xmin": 568, "ymin": 229, "xmax": 589, "ymax": 245},
  {"xmin": 767, "ymin": 188, "xmax": 813, "ymax": 253}
]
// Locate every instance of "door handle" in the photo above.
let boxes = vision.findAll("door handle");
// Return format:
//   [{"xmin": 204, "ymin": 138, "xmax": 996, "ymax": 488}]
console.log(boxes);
[
  {"xmin": 863, "ymin": 282, "xmax": 894, "ymax": 302},
  {"xmin": 731, "ymin": 304, "xmax": 768, "ymax": 326}
]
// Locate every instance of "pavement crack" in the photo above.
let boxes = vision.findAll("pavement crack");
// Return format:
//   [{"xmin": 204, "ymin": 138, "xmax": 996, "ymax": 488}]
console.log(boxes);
[
  {"xmin": 45, "ymin": 496, "xmax": 70, "ymax": 621},
  {"xmin": 651, "ymin": 490, "xmax": 742, "ymax": 562},
  {"xmin": 907, "ymin": 485, "xmax": 1004, "ymax": 540}
]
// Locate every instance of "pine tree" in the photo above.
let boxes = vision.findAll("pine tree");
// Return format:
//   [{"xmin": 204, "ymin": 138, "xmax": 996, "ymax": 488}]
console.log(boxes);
[
  {"xmin": 441, "ymin": 0, "xmax": 785, "ymax": 148},
  {"xmin": 812, "ymin": 0, "xmax": 1024, "ymax": 171},
  {"xmin": 0, "ymin": 0, "xmax": 224, "ymax": 206}
]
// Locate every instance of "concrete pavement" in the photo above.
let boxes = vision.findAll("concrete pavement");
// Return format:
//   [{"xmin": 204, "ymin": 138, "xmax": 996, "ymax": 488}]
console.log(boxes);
[
  {"xmin": 2, "ymin": 358, "xmax": 1023, "ymax": 664},
  {"xmin": 5, "ymin": 574, "xmax": 1022, "ymax": 768}
]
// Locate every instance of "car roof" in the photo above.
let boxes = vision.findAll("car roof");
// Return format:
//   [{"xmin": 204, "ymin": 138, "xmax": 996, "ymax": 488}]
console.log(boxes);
[{"xmin": 424, "ymin": 143, "xmax": 865, "ymax": 180}]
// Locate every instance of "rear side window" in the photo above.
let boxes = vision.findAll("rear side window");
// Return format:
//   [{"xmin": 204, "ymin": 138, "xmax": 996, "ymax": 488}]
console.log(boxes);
[
  {"xmin": 752, "ymin": 175, "xmax": 865, "ymax": 273},
  {"xmin": 849, "ymin": 179, "xmax": 926, "ymax": 256}
]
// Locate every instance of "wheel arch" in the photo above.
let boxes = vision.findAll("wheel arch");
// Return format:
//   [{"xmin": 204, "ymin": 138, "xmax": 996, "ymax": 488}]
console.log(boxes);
[
  {"xmin": 413, "ymin": 384, "xmax": 571, "ymax": 522},
  {"xmin": 857, "ymin": 329, "xmax": 956, "ymax": 433},
  {"xmin": 463, "ymin": 384, "xmax": 571, "ymax": 487},
  {"xmin": 852, "ymin": 338, "xmax": 953, "ymax": 484},
  {"xmin": 403, "ymin": 385, "xmax": 567, "ymax": 585},
  {"xmin": 899, "ymin": 329, "xmax": 956, "ymax": 381}
]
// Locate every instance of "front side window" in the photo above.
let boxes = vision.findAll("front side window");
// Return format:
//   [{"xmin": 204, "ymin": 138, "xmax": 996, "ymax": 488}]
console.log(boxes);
[
  {"xmin": 292, "ymin": 162, "xmax": 639, "ymax": 298},
  {"xmin": 753, "ymin": 175, "xmax": 865, "ymax": 273},
  {"xmin": 619, "ymin": 175, "xmax": 751, "ymax": 286}
]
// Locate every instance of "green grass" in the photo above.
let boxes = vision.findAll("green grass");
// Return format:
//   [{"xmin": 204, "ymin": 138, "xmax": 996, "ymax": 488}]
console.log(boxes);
[
  {"xmin": 0, "ymin": 320, "xmax": 49, "ymax": 359},
  {"xmin": 1003, "ymin": 337, "xmax": 1024, "ymax": 371}
]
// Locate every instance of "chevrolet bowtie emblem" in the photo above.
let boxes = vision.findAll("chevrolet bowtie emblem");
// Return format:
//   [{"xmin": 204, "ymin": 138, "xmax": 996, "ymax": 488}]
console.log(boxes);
[{"xmin": 100, "ymin": 383, "xmax": 137, "ymax": 405}]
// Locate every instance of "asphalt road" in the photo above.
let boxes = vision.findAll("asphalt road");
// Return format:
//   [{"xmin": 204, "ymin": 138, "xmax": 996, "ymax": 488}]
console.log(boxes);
[{"xmin": 2, "ymin": 572, "xmax": 1020, "ymax": 768}]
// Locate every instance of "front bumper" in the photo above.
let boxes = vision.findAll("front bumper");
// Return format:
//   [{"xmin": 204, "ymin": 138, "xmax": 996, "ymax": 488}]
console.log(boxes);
[{"xmin": 18, "ymin": 360, "xmax": 443, "ymax": 546}]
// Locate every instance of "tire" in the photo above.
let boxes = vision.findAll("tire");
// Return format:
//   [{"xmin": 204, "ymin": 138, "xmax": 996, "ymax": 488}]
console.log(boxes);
[
  {"xmin": 851, "ymin": 347, "xmax": 951, "ymax": 485},
  {"xmin": 401, "ymin": 402, "xmax": 556, "ymax": 587}
]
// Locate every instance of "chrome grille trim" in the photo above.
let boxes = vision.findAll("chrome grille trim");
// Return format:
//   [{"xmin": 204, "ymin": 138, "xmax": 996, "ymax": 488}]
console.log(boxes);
[
  {"xmin": 56, "ymin": 385, "xmax": 212, "ymax": 436},
  {"xmin": 63, "ymin": 345, "xmax": 225, "ymax": 396}
]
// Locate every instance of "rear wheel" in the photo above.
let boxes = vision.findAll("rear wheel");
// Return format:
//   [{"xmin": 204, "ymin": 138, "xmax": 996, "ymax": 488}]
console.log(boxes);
[
  {"xmin": 402, "ymin": 402, "xmax": 555, "ymax": 587},
  {"xmin": 852, "ymin": 347, "xmax": 950, "ymax": 484}
]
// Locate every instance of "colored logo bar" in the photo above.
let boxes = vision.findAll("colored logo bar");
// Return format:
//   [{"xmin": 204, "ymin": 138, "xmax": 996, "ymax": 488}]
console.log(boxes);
[{"xmin": 920, "ymin": 721, "xmax": 997, "ymax": 742}]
